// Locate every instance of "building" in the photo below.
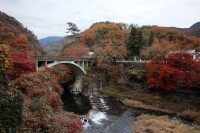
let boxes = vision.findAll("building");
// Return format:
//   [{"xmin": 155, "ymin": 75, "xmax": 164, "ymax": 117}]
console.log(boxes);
[{"xmin": 169, "ymin": 50, "xmax": 200, "ymax": 60}]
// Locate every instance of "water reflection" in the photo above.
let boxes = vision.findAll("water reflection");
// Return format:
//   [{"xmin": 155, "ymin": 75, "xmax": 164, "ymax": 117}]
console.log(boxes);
[{"xmin": 61, "ymin": 90, "xmax": 92, "ymax": 115}]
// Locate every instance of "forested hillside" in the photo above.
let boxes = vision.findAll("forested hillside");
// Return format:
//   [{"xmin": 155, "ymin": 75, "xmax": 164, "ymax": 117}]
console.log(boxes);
[
  {"xmin": 0, "ymin": 11, "xmax": 44, "ymax": 55},
  {"xmin": 59, "ymin": 22, "xmax": 200, "ymax": 58},
  {"xmin": 0, "ymin": 11, "xmax": 82, "ymax": 132}
]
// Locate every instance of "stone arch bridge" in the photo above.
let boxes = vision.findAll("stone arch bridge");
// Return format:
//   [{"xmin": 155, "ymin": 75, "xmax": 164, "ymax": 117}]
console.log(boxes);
[{"xmin": 35, "ymin": 56, "xmax": 90, "ymax": 77}]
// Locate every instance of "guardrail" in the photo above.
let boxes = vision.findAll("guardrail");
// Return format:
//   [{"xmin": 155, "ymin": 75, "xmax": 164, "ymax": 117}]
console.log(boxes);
[
  {"xmin": 116, "ymin": 60, "xmax": 148, "ymax": 63},
  {"xmin": 35, "ymin": 56, "xmax": 91, "ymax": 61}
]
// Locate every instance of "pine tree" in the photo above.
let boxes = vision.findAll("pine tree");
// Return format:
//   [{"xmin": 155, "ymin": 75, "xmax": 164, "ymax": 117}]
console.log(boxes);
[
  {"xmin": 66, "ymin": 22, "xmax": 80, "ymax": 35},
  {"xmin": 126, "ymin": 26, "xmax": 144, "ymax": 58},
  {"xmin": 148, "ymin": 31, "xmax": 154, "ymax": 46}
]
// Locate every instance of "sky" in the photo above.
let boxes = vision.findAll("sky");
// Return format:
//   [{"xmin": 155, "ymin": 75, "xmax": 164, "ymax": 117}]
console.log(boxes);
[{"xmin": 0, "ymin": 0, "xmax": 199, "ymax": 39}]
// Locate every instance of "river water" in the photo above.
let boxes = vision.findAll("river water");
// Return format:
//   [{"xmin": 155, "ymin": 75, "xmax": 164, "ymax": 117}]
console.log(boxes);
[{"xmin": 61, "ymin": 91, "xmax": 137, "ymax": 133}]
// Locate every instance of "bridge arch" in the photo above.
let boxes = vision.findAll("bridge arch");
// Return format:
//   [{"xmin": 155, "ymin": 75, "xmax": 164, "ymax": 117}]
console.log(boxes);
[{"xmin": 46, "ymin": 61, "xmax": 86, "ymax": 77}]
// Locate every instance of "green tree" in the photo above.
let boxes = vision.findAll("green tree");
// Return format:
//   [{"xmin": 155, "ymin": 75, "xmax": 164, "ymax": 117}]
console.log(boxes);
[
  {"xmin": 148, "ymin": 31, "xmax": 154, "ymax": 46},
  {"xmin": 126, "ymin": 26, "xmax": 144, "ymax": 58}
]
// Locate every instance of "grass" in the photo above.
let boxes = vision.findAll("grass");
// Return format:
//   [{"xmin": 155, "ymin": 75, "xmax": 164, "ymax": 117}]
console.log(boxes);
[
  {"xmin": 133, "ymin": 115, "xmax": 200, "ymax": 133},
  {"xmin": 101, "ymin": 87, "xmax": 200, "ymax": 124},
  {"xmin": 179, "ymin": 110, "xmax": 200, "ymax": 124},
  {"xmin": 122, "ymin": 99, "xmax": 173, "ymax": 114}
]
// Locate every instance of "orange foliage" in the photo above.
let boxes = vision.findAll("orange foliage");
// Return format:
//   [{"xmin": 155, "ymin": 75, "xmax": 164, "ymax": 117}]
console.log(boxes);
[
  {"xmin": 62, "ymin": 44, "xmax": 89, "ymax": 57},
  {"xmin": 13, "ymin": 35, "xmax": 33, "ymax": 55},
  {"xmin": 141, "ymin": 39, "xmax": 180, "ymax": 59},
  {"xmin": 141, "ymin": 26, "xmax": 200, "ymax": 59},
  {"xmin": 143, "ymin": 26, "xmax": 200, "ymax": 49},
  {"xmin": 80, "ymin": 22, "xmax": 126, "ymax": 50},
  {"xmin": 108, "ymin": 64, "xmax": 124, "ymax": 84},
  {"xmin": 94, "ymin": 43, "xmax": 126, "ymax": 84}
]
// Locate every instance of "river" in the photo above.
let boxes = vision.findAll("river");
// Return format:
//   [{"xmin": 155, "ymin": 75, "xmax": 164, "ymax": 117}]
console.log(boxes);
[{"xmin": 61, "ymin": 91, "xmax": 138, "ymax": 133}]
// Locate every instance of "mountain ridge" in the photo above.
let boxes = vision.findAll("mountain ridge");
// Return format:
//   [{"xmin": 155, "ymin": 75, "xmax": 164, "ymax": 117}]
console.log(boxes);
[
  {"xmin": 39, "ymin": 36, "xmax": 64, "ymax": 47},
  {"xmin": 0, "ymin": 11, "xmax": 44, "ymax": 55}
]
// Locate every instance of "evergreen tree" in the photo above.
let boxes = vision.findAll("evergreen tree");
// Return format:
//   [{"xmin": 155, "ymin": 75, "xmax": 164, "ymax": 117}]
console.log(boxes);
[
  {"xmin": 138, "ymin": 30, "xmax": 145, "ymax": 50},
  {"xmin": 66, "ymin": 22, "xmax": 80, "ymax": 35},
  {"xmin": 126, "ymin": 26, "xmax": 144, "ymax": 58},
  {"xmin": 148, "ymin": 31, "xmax": 154, "ymax": 46}
]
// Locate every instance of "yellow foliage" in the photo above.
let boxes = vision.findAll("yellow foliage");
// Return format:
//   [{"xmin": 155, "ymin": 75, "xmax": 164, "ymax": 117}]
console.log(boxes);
[{"xmin": 0, "ymin": 44, "xmax": 11, "ymax": 71}]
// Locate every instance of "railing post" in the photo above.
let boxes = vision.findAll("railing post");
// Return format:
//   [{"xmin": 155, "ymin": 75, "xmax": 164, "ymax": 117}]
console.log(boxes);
[
  {"xmin": 36, "ymin": 61, "xmax": 38, "ymax": 72},
  {"xmin": 45, "ymin": 61, "xmax": 47, "ymax": 67},
  {"xmin": 83, "ymin": 61, "xmax": 85, "ymax": 69}
]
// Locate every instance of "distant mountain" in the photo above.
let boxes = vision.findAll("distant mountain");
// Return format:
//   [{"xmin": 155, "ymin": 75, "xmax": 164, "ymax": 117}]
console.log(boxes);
[
  {"xmin": 0, "ymin": 11, "xmax": 44, "ymax": 55},
  {"xmin": 43, "ymin": 35, "xmax": 75, "ymax": 55},
  {"xmin": 39, "ymin": 36, "xmax": 64, "ymax": 47},
  {"xmin": 186, "ymin": 22, "xmax": 200, "ymax": 38},
  {"xmin": 189, "ymin": 22, "xmax": 200, "ymax": 30}
]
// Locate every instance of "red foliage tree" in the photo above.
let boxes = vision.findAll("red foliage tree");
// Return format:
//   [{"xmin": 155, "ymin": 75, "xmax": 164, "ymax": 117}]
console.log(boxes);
[
  {"xmin": 8, "ymin": 52, "xmax": 35, "ymax": 80},
  {"xmin": 6, "ymin": 34, "xmax": 36, "ymax": 80},
  {"xmin": 146, "ymin": 53, "xmax": 200, "ymax": 90}
]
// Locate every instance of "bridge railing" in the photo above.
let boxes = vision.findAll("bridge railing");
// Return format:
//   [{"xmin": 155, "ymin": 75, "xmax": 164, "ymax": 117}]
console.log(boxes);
[
  {"xmin": 116, "ymin": 60, "xmax": 148, "ymax": 63},
  {"xmin": 35, "ymin": 56, "xmax": 91, "ymax": 61}
]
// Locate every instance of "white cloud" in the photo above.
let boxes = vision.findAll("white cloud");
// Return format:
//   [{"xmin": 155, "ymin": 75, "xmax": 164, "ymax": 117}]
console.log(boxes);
[{"xmin": 0, "ymin": 0, "xmax": 199, "ymax": 39}]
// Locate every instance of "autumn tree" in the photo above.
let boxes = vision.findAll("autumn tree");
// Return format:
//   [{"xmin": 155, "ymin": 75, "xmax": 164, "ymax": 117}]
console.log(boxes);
[
  {"xmin": 80, "ymin": 22, "xmax": 126, "ymax": 51},
  {"xmin": 0, "ymin": 44, "xmax": 23, "ymax": 132},
  {"xmin": 8, "ymin": 52, "xmax": 36, "ymax": 80},
  {"xmin": 94, "ymin": 44, "xmax": 127, "ymax": 85},
  {"xmin": 62, "ymin": 42, "xmax": 89, "ymax": 57},
  {"xmin": 12, "ymin": 35, "xmax": 33, "ymax": 53},
  {"xmin": 140, "ymin": 39, "xmax": 180, "ymax": 60},
  {"xmin": 7, "ymin": 35, "xmax": 36, "ymax": 80},
  {"xmin": 146, "ymin": 52, "xmax": 200, "ymax": 90},
  {"xmin": 78, "ymin": 22, "xmax": 128, "ymax": 86}
]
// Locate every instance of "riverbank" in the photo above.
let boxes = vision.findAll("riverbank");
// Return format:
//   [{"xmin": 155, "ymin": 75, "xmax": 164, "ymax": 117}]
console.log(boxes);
[
  {"xmin": 101, "ymin": 87, "xmax": 200, "ymax": 132},
  {"xmin": 133, "ymin": 114, "xmax": 200, "ymax": 133}
]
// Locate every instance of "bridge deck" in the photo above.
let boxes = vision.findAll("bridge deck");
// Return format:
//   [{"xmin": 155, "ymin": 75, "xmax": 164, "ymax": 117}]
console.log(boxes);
[
  {"xmin": 35, "ymin": 56, "xmax": 91, "ymax": 61},
  {"xmin": 35, "ymin": 56, "xmax": 148, "ymax": 64}
]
